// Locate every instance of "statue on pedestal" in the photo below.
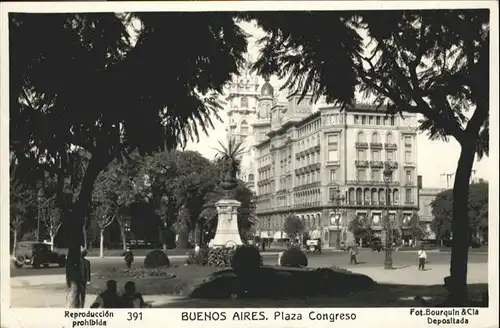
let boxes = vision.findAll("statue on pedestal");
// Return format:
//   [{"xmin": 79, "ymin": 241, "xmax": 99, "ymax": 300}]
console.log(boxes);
[{"xmin": 208, "ymin": 139, "xmax": 245, "ymax": 248}]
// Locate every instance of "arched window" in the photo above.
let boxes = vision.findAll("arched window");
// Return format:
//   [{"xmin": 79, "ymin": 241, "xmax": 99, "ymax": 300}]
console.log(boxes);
[
  {"xmin": 348, "ymin": 188, "xmax": 355, "ymax": 204},
  {"xmin": 240, "ymin": 120, "xmax": 249, "ymax": 135},
  {"xmin": 386, "ymin": 132, "xmax": 393, "ymax": 144},
  {"xmin": 241, "ymin": 96, "xmax": 249, "ymax": 108},
  {"xmin": 248, "ymin": 174, "xmax": 254, "ymax": 182},
  {"xmin": 372, "ymin": 132, "xmax": 379, "ymax": 143},
  {"xmin": 393, "ymin": 189, "xmax": 399, "ymax": 204},
  {"xmin": 356, "ymin": 188, "xmax": 363, "ymax": 204},
  {"xmin": 357, "ymin": 131, "xmax": 365, "ymax": 142},
  {"xmin": 371, "ymin": 188, "xmax": 378, "ymax": 205}
]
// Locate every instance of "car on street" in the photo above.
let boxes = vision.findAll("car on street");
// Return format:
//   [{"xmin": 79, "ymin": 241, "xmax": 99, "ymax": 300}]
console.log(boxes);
[{"xmin": 13, "ymin": 241, "xmax": 66, "ymax": 268}]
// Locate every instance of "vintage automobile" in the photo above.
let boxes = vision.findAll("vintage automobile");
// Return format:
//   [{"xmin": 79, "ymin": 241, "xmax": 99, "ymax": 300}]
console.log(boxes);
[
  {"xmin": 305, "ymin": 238, "xmax": 322, "ymax": 254},
  {"xmin": 13, "ymin": 241, "xmax": 66, "ymax": 268}
]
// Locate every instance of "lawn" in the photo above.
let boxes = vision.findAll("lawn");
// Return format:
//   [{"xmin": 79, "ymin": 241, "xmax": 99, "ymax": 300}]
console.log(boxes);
[
  {"xmin": 157, "ymin": 283, "xmax": 489, "ymax": 308},
  {"xmin": 88, "ymin": 264, "xmax": 220, "ymax": 296}
]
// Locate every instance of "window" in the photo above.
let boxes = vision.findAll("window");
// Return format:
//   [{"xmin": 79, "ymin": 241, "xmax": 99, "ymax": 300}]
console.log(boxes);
[
  {"xmin": 405, "ymin": 136, "xmax": 412, "ymax": 146},
  {"xmin": 329, "ymin": 188, "xmax": 338, "ymax": 200},
  {"xmin": 376, "ymin": 116, "xmax": 381, "ymax": 125},
  {"xmin": 384, "ymin": 117, "xmax": 389, "ymax": 125},
  {"xmin": 241, "ymin": 96, "xmax": 249, "ymax": 108},
  {"xmin": 405, "ymin": 189, "xmax": 413, "ymax": 203},
  {"xmin": 386, "ymin": 132, "xmax": 393, "ymax": 144},
  {"xmin": 328, "ymin": 149, "xmax": 338, "ymax": 161},
  {"xmin": 369, "ymin": 116, "xmax": 374, "ymax": 125},
  {"xmin": 406, "ymin": 170, "xmax": 412, "ymax": 182},
  {"xmin": 362, "ymin": 116, "xmax": 367, "ymax": 125},
  {"xmin": 357, "ymin": 150, "xmax": 365, "ymax": 160},
  {"xmin": 372, "ymin": 151, "xmax": 380, "ymax": 161},
  {"xmin": 357, "ymin": 131, "xmax": 365, "ymax": 142},
  {"xmin": 354, "ymin": 115, "xmax": 360, "ymax": 124},
  {"xmin": 386, "ymin": 151, "xmax": 394, "ymax": 161},
  {"xmin": 330, "ymin": 169, "xmax": 337, "ymax": 181},
  {"xmin": 357, "ymin": 169, "xmax": 366, "ymax": 181},
  {"xmin": 328, "ymin": 134, "xmax": 338, "ymax": 144},
  {"xmin": 372, "ymin": 132, "xmax": 379, "ymax": 143},
  {"xmin": 405, "ymin": 151, "xmax": 412, "ymax": 163},
  {"xmin": 390, "ymin": 116, "xmax": 395, "ymax": 126},
  {"xmin": 312, "ymin": 171, "xmax": 316, "ymax": 182},
  {"xmin": 371, "ymin": 169, "xmax": 380, "ymax": 181},
  {"xmin": 240, "ymin": 120, "xmax": 249, "ymax": 135}
]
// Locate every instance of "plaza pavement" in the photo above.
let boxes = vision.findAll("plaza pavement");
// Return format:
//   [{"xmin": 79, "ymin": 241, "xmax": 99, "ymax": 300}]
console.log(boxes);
[{"xmin": 10, "ymin": 262, "xmax": 488, "ymax": 308}]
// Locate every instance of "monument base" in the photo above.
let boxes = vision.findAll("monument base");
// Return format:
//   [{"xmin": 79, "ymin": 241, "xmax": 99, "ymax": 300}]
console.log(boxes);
[{"xmin": 208, "ymin": 198, "xmax": 243, "ymax": 248}]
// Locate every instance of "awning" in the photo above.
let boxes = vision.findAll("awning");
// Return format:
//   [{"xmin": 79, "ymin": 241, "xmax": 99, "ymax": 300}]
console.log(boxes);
[
  {"xmin": 273, "ymin": 231, "xmax": 289, "ymax": 240},
  {"xmin": 259, "ymin": 231, "xmax": 273, "ymax": 238},
  {"xmin": 309, "ymin": 230, "xmax": 321, "ymax": 239}
]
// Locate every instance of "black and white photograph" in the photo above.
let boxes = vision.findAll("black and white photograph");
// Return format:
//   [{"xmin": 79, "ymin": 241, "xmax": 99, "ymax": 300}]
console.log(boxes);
[{"xmin": 1, "ymin": 1, "xmax": 497, "ymax": 327}]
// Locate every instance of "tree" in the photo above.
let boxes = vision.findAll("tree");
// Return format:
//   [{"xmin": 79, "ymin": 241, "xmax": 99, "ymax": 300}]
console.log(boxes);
[
  {"xmin": 93, "ymin": 156, "xmax": 140, "ymax": 251},
  {"xmin": 283, "ymin": 214, "xmax": 305, "ymax": 243},
  {"xmin": 348, "ymin": 215, "xmax": 371, "ymax": 245},
  {"xmin": 251, "ymin": 10, "xmax": 489, "ymax": 304},
  {"xmin": 431, "ymin": 181, "xmax": 488, "ymax": 246},
  {"xmin": 40, "ymin": 195, "xmax": 63, "ymax": 250},
  {"xmin": 10, "ymin": 180, "xmax": 36, "ymax": 256},
  {"xmin": 91, "ymin": 184, "xmax": 117, "ymax": 258},
  {"xmin": 10, "ymin": 12, "xmax": 247, "ymax": 307},
  {"xmin": 407, "ymin": 212, "xmax": 427, "ymax": 246}
]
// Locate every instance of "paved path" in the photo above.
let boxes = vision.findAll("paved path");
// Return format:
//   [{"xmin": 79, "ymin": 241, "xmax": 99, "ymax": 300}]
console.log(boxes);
[{"xmin": 10, "ymin": 263, "xmax": 488, "ymax": 308}]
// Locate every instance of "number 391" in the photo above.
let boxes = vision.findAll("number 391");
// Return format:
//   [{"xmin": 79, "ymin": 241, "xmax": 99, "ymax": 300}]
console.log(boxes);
[{"xmin": 127, "ymin": 312, "xmax": 143, "ymax": 321}]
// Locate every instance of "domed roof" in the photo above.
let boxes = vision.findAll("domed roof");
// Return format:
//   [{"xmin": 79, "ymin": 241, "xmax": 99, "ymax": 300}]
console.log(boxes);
[{"xmin": 260, "ymin": 76, "xmax": 274, "ymax": 97}]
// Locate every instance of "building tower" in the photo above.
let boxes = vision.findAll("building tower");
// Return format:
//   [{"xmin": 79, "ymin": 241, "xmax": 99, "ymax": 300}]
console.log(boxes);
[{"xmin": 224, "ymin": 57, "xmax": 260, "ymax": 191}]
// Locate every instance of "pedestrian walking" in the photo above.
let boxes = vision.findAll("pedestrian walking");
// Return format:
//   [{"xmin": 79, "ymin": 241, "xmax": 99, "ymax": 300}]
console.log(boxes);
[
  {"xmin": 79, "ymin": 248, "xmax": 91, "ymax": 307},
  {"xmin": 349, "ymin": 245, "xmax": 359, "ymax": 265},
  {"xmin": 418, "ymin": 245, "xmax": 427, "ymax": 271},
  {"xmin": 123, "ymin": 248, "xmax": 134, "ymax": 270}
]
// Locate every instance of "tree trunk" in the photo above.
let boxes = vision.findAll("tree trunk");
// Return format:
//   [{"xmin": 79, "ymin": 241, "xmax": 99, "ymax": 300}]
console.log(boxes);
[
  {"xmin": 50, "ymin": 234, "xmax": 55, "ymax": 251},
  {"xmin": 449, "ymin": 143, "xmax": 476, "ymax": 305},
  {"xmin": 65, "ymin": 153, "xmax": 110, "ymax": 308},
  {"xmin": 120, "ymin": 226, "xmax": 127, "ymax": 251},
  {"xmin": 13, "ymin": 230, "xmax": 18, "ymax": 257},
  {"xmin": 83, "ymin": 224, "xmax": 87, "ymax": 250},
  {"xmin": 99, "ymin": 229, "xmax": 105, "ymax": 258}
]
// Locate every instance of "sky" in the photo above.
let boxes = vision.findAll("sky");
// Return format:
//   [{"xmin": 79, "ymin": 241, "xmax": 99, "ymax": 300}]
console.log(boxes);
[{"xmin": 184, "ymin": 20, "xmax": 490, "ymax": 189}]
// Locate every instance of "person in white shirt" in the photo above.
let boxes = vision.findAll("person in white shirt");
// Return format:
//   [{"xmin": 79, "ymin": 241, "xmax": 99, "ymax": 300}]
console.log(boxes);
[{"xmin": 418, "ymin": 246, "xmax": 427, "ymax": 271}]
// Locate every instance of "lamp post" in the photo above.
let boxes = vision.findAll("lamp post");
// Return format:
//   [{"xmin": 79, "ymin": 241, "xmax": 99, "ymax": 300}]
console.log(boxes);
[
  {"xmin": 36, "ymin": 188, "xmax": 45, "ymax": 242},
  {"xmin": 383, "ymin": 161, "xmax": 394, "ymax": 270},
  {"xmin": 331, "ymin": 188, "xmax": 345, "ymax": 250}
]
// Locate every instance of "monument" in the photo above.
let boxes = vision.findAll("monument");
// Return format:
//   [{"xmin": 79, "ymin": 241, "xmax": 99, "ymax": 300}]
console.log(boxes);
[{"xmin": 208, "ymin": 139, "xmax": 244, "ymax": 248}]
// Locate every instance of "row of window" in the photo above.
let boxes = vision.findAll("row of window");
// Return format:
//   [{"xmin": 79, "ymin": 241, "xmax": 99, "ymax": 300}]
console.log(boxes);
[
  {"xmin": 354, "ymin": 115, "xmax": 396, "ymax": 126},
  {"xmin": 342, "ymin": 187, "xmax": 414, "ymax": 204},
  {"xmin": 297, "ymin": 119, "xmax": 321, "ymax": 137}
]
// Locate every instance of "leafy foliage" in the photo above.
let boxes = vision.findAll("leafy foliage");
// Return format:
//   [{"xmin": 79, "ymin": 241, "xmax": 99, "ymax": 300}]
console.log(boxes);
[
  {"xmin": 144, "ymin": 249, "xmax": 171, "ymax": 269},
  {"xmin": 186, "ymin": 245, "xmax": 210, "ymax": 266},
  {"xmin": 348, "ymin": 215, "xmax": 372, "ymax": 242},
  {"xmin": 283, "ymin": 214, "xmax": 305, "ymax": 241},
  {"xmin": 207, "ymin": 248, "xmax": 234, "ymax": 268},
  {"xmin": 431, "ymin": 181, "xmax": 488, "ymax": 243},
  {"xmin": 230, "ymin": 244, "xmax": 263, "ymax": 272},
  {"xmin": 280, "ymin": 246, "xmax": 308, "ymax": 268},
  {"xmin": 213, "ymin": 138, "xmax": 246, "ymax": 180}
]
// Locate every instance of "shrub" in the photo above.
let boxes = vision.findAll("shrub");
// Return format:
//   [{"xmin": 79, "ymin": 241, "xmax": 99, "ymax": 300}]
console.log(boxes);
[
  {"xmin": 144, "ymin": 249, "xmax": 171, "ymax": 269},
  {"xmin": 207, "ymin": 248, "xmax": 232, "ymax": 267},
  {"xmin": 280, "ymin": 246, "xmax": 308, "ymax": 268},
  {"xmin": 231, "ymin": 244, "xmax": 262, "ymax": 273},
  {"xmin": 186, "ymin": 246, "xmax": 209, "ymax": 266}
]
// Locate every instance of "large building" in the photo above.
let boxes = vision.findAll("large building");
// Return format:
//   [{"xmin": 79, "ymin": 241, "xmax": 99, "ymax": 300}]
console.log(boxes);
[
  {"xmin": 253, "ymin": 84, "xmax": 420, "ymax": 248},
  {"xmin": 418, "ymin": 187, "xmax": 445, "ymax": 241},
  {"xmin": 224, "ymin": 59, "xmax": 277, "ymax": 192}
]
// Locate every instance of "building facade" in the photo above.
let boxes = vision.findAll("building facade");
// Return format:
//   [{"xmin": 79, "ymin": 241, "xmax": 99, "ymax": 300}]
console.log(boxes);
[
  {"xmin": 224, "ymin": 61, "xmax": 277, "ymax": 192},
  {"xmin": 254, "ymin": 89, "xmax": 420, "ymax": 248},
  {"xmin": 418, "ymin": 187, "xmax": 445, "ymax": 241}
]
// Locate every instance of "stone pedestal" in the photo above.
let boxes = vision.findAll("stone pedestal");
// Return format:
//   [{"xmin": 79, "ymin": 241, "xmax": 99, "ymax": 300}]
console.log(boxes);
[{"xmin": 208, "ymin": 198, "xmax": 243, "ymax": 248}]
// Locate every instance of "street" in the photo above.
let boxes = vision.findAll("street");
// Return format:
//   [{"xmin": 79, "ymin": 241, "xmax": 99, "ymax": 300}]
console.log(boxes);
[{"xmin": 10, "ymin": 250, "xmax": 488, "ymax": 278}]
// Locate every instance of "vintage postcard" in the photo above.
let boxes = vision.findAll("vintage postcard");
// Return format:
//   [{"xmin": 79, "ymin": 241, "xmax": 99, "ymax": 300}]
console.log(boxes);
[{"xmin": 0, "ymin": 1, "xmax": 498, "ymax": 328}]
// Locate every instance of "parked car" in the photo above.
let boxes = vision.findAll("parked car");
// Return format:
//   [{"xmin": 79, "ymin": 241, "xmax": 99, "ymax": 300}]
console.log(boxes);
[{"xmin": 13, "ymin": 241, "xmax": 66, "ymax": 268}]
